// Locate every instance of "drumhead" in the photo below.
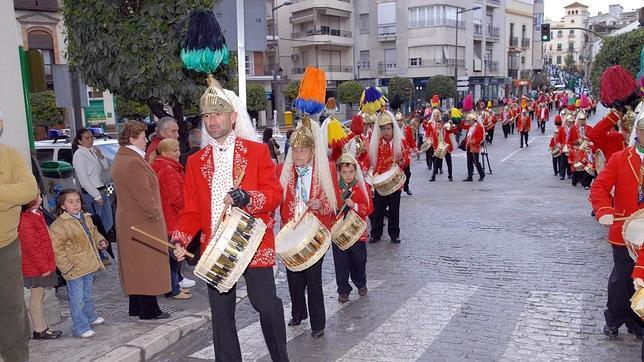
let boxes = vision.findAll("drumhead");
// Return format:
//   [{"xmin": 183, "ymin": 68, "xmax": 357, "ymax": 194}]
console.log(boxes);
[
  {"xmin": 373, "ymin": 164, "xmax": 400, "ymax": 182},
  {"xmin": 276, "ymin": 214, "xmax": 317, "ymax": 253},
  {"xmin": 625, "ymin": 217, "xmax": 644, "ymax": 247}
]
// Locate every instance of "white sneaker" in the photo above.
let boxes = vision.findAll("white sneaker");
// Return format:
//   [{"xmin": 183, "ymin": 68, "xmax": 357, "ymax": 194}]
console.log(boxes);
[
  {"xmin": 91, "ymin": 317, "xmax": 105, "ymax": 325},
  {"xmin": 79, "ymin": 330, "xmax": 96, "ymax": 338},
  {"xmin": 179, "ymin": 277, "xmax": 196, "ymax": 288}
]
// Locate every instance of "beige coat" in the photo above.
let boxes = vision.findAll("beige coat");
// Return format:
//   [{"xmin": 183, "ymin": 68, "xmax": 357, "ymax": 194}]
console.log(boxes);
[
  {"xmin": 112, "ymin": 146, "xmax": 170, "ymax": 296},
  {"xmin": 50, "ymin": 212, "xmax": 105, "ymax": 280}
]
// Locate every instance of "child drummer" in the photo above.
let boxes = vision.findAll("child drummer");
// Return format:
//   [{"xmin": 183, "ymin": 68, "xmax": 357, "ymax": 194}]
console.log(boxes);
[{"xmin": 333, "ymin": 153, "xmax": 373, "ymax": 303}]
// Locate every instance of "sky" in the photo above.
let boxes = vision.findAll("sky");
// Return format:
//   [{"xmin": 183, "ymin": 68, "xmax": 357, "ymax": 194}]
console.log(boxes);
[{"xmin": 543, "ymin": 0, "xmax": 642, "ymax": 21}]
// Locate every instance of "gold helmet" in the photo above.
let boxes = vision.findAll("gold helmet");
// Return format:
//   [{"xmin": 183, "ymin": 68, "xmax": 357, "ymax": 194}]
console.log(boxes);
[
  {"xmin": 377, "ymin": 111, "xmax": 394, "ymax": 127},
  {"xmin": 620, "ymin": 109, "xmax": 635, "ymax": 133},
  {"xmin": 289, "ymin": 117, "xmax": 315, "ymax": 148},
  {"xmin": 200, "ymin": 75, "xmax": 234, "ymax": 115}
]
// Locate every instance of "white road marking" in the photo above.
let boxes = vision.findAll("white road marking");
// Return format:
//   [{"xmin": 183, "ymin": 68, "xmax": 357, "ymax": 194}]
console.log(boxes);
[
  {"xmin": 500, "ymin": 291, "xmax": 583, "ymax": 361},
  {"xmin": 501, "ymin": 135, "xmax": 546, "ymax": 163},
  {"xmin": 189, "ymin": 280, "xmax": 384, "ymax": 361},
  {"xmin": 336, "ymin": 282, "xmax": 477, "ymax": 362}
]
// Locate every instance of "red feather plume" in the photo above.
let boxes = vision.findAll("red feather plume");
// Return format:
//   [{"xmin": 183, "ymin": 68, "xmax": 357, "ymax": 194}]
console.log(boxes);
[{"xmin": 600, "ymin": 65, "xmax": 637, "ymax": 106}]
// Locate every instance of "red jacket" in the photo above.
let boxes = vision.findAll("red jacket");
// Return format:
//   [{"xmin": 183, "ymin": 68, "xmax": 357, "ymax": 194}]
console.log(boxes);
[
  {"xmin": 537, "ymin": 107, "xmax": 549, "ymax": 121},
  {"xmin": 586, "ymin": 110, "xmax": 626, "ymax": 163},
  {"xmin": 373, "ymin": 138, "xmax": 409, "ymax": 175},
  {"xmin": 567, "ymin": 124, "xmax": 593, "ymax": 148},
  {"xmin": 517, "ymin": 114, "xmax": 531, "ymax": 133},
  {"xmin": 145, "ymin": 134, "xmax": 164, "ymax": 161},
  {"xmin": 465, "ymin": 122, "xmax": 484, "ymax": 153},
  {"xmin": 590, "ymin": 146, "xmax": 642, "ymax": 249},
  {"xmin": 403, "ymin": 125, "xmax": 417, "ymax": 152},
  {"xmin": 567, "ymin": 148, "xmax": 589, "ymax": 169},
  {"xmin": 151, "ymin": 156, "xmax": 184, "ymax": 236},
  {"xmin": 338, "ymin": 181, "xmax": 373, "ymax": 242},
  {"xmin": 482, "ymin": 114, "xmax": 496, "ymax": 131},
  {"xmin": 173, "ymin": 137, "xmax": 282, "ymax": 268},
  {"xmin": 18, "ymin": 210, "xmax": 57, "ymax": 277},
  {"xmin": 431, "ymin": 127, "xmax": 455, "ymax": 153},
  {"xmin": 276, "ymin": 161, "xmax": 342, "ymax": 230}
]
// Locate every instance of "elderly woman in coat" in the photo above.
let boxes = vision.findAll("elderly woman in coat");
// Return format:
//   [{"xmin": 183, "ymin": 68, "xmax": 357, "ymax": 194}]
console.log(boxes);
[{"xmin": 112, "ymin": 121, "xmax": 171, "ymax": 319}]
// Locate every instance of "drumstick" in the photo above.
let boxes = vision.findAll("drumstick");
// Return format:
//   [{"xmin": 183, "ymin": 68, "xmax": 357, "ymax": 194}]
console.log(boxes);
[
  {"xmin": 293, "ymin": 206, "xmax": 309, "ymax": 229},
  {"xmin": 130, "ymin": 226, "xmax": 195, "ymax": 259},
  {"xmin": 613, "ymin": 215, "xmax": 644, "ymax": 222},
  {"xmin": 336, "ymin": 191, "xmax": 354, "ymax": 221},
  {"xmin": 213, "ymin": 170, "xmax": 247, "ymax": 234}
]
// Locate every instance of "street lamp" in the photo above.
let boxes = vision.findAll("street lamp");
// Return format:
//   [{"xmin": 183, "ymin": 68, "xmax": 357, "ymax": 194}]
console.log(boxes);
[
  {"xmin": 454, "ymin": 5, "xmax": 481, "ymax": 104},
  {"xmin": 271, "ymin": 1, "xmax": 292, "ymax": 127}
]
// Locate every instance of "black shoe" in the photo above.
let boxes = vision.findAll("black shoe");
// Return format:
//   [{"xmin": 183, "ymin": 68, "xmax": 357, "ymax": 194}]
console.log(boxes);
[
  {"xmin": 311, "ymin": 329, "xmax": 325, "ymax": 338},
  {"xmin": 288, "ymin": 318, "xmax": 302, "ymax": 326},
  {"xmin": 628, "ymin": 326, "xmax": 644, "ymax": 339},
  {"xmin": 448, "ymin": 176, "xmax": 453, "ymax": 181},
  {"xmin": 478, "ymin": 175, "xmax": 485, "ymax": 182},
  {"xmin": 338, "ymin": 294, "xmax": 349, "ymax": 303},
  {"xmin": 429, "ymin": 177, "xmax": 436, "ymax": 182},
  {"xmin": 520, "ymin": 146, "xmax": 523, "ymax": 148},
  {"xmin": 391, "ymin": 238, "xmax": 401, "ymax": 244},
  {"xmin": 462, "ymin": 177, "xmax": 473, "ymax": 182},
  {"xmin": 439, "ymin": 169, "xmax": 443, "ymax": 174},
  {"xmin": 603, "ymin": 324, "xmax": 618, "ymax": 338},
  {"xmin": 559, "ymin": 177, "xmax": 565, "ymax": 180},
  {"xmin": 526, "ymin": 144, "xmax": 529, "ymax": 147},
  {"xmin": 368, "ymin": 238, "xmax": 381, "ymax": 243},
  {"xmin": 140, "ymin": 311, "xmax": 171, "ymax": 320},
  {"xmin": 32, "ymin": 328, "xmax": 62, "ymax": 340},
  {"xmin": 405, "ymin": 189, "xmax": 413, "ymax": 195},
  {"xmin": 358, "ymin": 287, "xmax": 368, "ymax": 296}
]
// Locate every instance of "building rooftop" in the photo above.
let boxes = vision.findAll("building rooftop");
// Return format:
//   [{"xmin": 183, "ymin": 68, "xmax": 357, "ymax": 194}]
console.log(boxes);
[{"xmin": 564, "ymin": 2, "xmax": 589, "ymax": 9}]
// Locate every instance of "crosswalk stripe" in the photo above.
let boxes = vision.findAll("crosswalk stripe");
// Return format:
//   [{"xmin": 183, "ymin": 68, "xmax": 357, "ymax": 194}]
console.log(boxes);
[
  {"xmin": 500, "ymin": 291, "xmax": 583, "ymax": 361},
  {"xmin": 336, "ymin": 281, "xmax": 477, "ymax": 362},
  {"xmin": 189, "ymin": 280, "xmax": 384, "ymax": 361}
]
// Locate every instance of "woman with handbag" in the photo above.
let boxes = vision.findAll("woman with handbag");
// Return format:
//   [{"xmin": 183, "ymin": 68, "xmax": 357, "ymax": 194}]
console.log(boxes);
[{"xmin": 263, "ymin": 127, "xmax": 281, "ymax": 164}]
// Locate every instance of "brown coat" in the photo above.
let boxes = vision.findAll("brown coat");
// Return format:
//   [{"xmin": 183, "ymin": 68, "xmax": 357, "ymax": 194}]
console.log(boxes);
[
  {"xmin": 112, "ymin": 146, "xmax": 170, "ymax": 296},
  {"xmin": 50, "ymin": 212, "xmax": 105, "ymax": 280}
]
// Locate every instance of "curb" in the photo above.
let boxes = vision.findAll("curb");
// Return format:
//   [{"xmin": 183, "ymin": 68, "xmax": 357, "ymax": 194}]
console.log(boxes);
[{"xmin": 94, "ymin": 288, "xmax": 248, "ymax": 361}]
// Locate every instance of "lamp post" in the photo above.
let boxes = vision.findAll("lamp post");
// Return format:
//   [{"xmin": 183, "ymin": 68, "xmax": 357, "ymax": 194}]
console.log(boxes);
[
  {"xmin": 454, "ymin": 5, "xmax": 481, "ymax": 104},
  {"xmin": 271, "ymin": 1, "xmax": 292, "ymax": 128}
]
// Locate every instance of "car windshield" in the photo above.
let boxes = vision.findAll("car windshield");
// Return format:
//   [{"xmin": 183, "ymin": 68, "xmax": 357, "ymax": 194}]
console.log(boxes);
[{"xmin": 96, "ymin": 143, "xmax": 119, "ymax": 164}]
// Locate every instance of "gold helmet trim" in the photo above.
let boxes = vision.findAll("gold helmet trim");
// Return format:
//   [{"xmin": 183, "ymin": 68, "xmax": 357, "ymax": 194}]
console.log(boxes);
[{"xmin": 200, "ymin": 75, "xmax": 234, "ymax": 115}]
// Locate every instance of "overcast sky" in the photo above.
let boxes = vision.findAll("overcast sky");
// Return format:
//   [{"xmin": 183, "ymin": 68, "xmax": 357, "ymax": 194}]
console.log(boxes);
[{"xmin": 543, "ymin": 0, "xmax": 641, "ymax": 21}]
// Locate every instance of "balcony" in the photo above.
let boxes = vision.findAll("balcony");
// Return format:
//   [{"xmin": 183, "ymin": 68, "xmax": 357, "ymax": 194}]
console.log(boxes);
[
  {"xmin": 14, "ymin": 0, "xmax": 59, "ymax": 11},
  {"xmin": 521, "ymin": 38, "xmax": 530, "ymax": 48},
  {"xmin": 293, "ymin": 65, "xmax": 353, "ymax": 74},
  {"xmin": 520, "ymin": 70, "xmax": 532, "ymax": 79},
  {"xmin": 486, "ymin": 25, "xmax": 500, "ymax": 41},
  {"xmin": 291, "ymin": 26, "xmax": 352, "ymax": 46},
  {"xmin": 377, "ymin": 23, "xmax": 396, "ymax": 41},
  {"xmin": 485, "ymin": 61, "xmax": 499, "ymax": 73},
  {"xmin": 488, "ymin": 0, "xmax": 500, "ymax": 6},
  {"xmin": 377, "ymin": 62, "xmax": 397, "ymax": 75},
  {"xmin": 357, "ymin": 61, "xmax": 370, "ymax": 70},
  {"xmin": 292, "ymin": 27, "xmax": 352, "ymax": 39},
  {"xmin": 473, "ymin": 23, "xmax": 483, "ymax": 39},
  {"xmin": 508, "ymin": 69, "xmax": 518, "ymax": 79},
  {"xmin": 413, "ymin": 58, "xmax": 466, "ymax": 67},
  {"xmin": 289, "ymin": 0, "xmax": 352, "ymax": 15},
  {"xmin": 510, "ymin": 36, "xmax": 519, "ymax": 47}
]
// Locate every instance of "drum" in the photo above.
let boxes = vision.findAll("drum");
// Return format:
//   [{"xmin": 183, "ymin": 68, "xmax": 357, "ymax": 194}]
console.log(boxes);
[
  {"xmin": 275, "ymin": 213, "xmax": 331, "ymax": 272},
  {"xmin": 623, "ymin": 209, "xmax": 644, "ymax": 261},
  {"xmin": 434, "ymin": 143, "xmax": 449, "ymax": 159},
  {"xmin": 630, "ymin": 288, "xmax": 644, "ymax": 320},
  {"xmin": 194, "ymin": 207, "xmax": 267, "ymax": 293},
  {"xmin": 584, "ymin": 164, "xmax": 596, "ymax": 176},
  {"xmin": 595, "ymin": 150, "xmax": 606, "ymax": 174},
  {"xmin": 331, "ymin": 210, "xmax": 367, "ymax": 251},
  {"xmin": 419, "ymin": 138, "xmax": 432, "ymax": 153},
  {"xmin": 371, "ymin": 165, "xmax": 407, "ymax": 196},
  {"xmin": 550, "ymin": 145, "xmax": 562, "ymax": 157},
  {"xmin": 572, "ymin": 162, "xmax": 584, "ymax": 172}
]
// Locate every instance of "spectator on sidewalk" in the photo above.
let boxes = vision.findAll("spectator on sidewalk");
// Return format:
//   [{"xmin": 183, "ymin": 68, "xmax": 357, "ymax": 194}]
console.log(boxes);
[
  {"xmin": 112, "ymin": 121, "xmax": 172, "ymax": 320},
  {"xmin": 72, "ymin": 128, "xmax": 113, "ymax": 266},
  {"xmin": 50, "ymin": 189, "xmax": 108, "ymax": 338},
  {"xmin": 0, "ymin": 110, "xmax": 39, "ymax": 362},
  {"xmin": 284, "ymin": 129, "xmax": 294, "ymax": 158},
  {"xmin": 180, "ymin": 128, "xmax": 202, "ymax": 168},
  {"xmin": 151, "ymin": 139, "xmax": 191, "ymax": 300},
  {"xmin": 18, "ymin": 194, "xmax": 62, "ymax": 340},
  {"xmin": 145, "ymin": 116, "xmax": 179, "ymax": 163},
  {"xmin": 263, "ymin": 127, "xmax": 281, "ymax": 164}
]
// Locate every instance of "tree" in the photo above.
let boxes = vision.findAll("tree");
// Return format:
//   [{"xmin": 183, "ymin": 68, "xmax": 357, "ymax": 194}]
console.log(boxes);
[
  {"xmin": 246, "ymin": 84, "xmax": 267, "ymax": 112},
  {"xmin": 337, "ymin": 81, "xmax": 363, "ymax": 110},
  {"xmin": 387, "ymin": 77, "xmax": 413, "ymax": 103},
  {"xmin": 564, "ymin": 53, "xmax": 575, "ymax": 71},
  {"xmin": 590, "ymin": 28, "xmax": 644, "ymax": 95},
  {"xmin": 284, "ymin": 80, "xmax": 300, "ymax": 106},
  {"xmin": 425, "ymin": 75, "xmax": 456, "ymax": 101},
  {"xmin": 62, "ymin": 0, "xmax": 228, "ymax": 122},
  {"xmin": 29, "ymin": 91, "xmax": 65, "ymax": 130},
  {"xmin": 531, "ymin": 72, "xmax": 549, "ymax": 91},
  {"xmin": 115, "ymin": 96, "xmax": 149, "ymax": 121}
]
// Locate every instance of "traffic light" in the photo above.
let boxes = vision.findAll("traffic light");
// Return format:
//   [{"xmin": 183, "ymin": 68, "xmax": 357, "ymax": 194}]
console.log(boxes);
[{"xmin": 541, "ymin": 23, "xmax": 551, "ymax": 42}]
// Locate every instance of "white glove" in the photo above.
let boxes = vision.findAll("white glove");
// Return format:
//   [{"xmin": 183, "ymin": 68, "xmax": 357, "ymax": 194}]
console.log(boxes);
[
  {"xmin": 634, "ymin": 278, "xmax": 644, "ymax": 291},
  {"xmin": 598, "ymin": 214, "xmax": 614, "ymax": 226}
]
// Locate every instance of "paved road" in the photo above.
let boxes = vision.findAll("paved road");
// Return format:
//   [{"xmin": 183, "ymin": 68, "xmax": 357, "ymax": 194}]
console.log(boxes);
[{"xmin": 155, "ymin": 105, "xmax": 641, "ymax": 361}]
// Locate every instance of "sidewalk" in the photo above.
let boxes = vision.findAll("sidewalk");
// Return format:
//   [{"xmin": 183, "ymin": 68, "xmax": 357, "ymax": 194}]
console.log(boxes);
[{"xmin": 25, "ymin": 247, "xmax": 248, "ymax": 362}]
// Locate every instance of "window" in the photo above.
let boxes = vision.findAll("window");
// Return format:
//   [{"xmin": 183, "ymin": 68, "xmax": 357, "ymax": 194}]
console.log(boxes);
[
  {"xmin": 408, "ymin": 5, "xmax": 460, "ymax": 28},
  {"xmin": 245, "ymin": 52, "xmax": 254, "ymax": 76},
  {"xmin": 556, "ymin": 55, "xmax": 562, "ymax": 64},
  {"xmin": 36, "ymin": 149, "xmax": 53, "ymax": 164},
  {"xmin": 557, "ymin": 30, "xmax": 562, "ymax": 37},
  {"xmin": 88, "ymin": 88, "xmax": 103, "ymax": 99},
  {"xmin": 409, "ymin": 58, "xmax": 422, "ymax": 67},
  {"xmin": 58, "ymin": 149, "xmax": 73, "ymax": 164},
  {"xmin": 359, "ymin": 13, "xmax": 369, "ymax": 33},
  {"xmin": 521, "ymin": 56, "xmax": 525, "ymax": 64},
  {"xmin": 359, "ymin": 50, "xmax": 370, "ymax": 69},
  {"xmin": 378, "ymin": 3, "xmax": 395, "ymax": 25},
  {"xmin": 569, "ymin": 29, "xmax": 574, "ymax": 35},
  {"xmin": 557, "ymin": 43, "xmax": 562, "ymax": 51}
]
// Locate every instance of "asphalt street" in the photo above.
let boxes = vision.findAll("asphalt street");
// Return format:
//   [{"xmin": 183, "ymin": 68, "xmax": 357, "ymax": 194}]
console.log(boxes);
[{"xmin": 154, "ymin": 105, "xmax": 641, "ymax": 362}]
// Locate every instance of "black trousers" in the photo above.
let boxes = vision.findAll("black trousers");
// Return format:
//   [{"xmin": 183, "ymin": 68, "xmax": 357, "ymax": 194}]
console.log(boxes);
[
  {"xmin": 425, "ymin": 146, "xmax": 434, "ymax": 170},
  {"xmin": 529, "ymin": 110, "xmax": 534, "ymax": 121},
  {"xmin": 552, "ymin": 156, "xmax": 560, "ymax": 175},
  {"xmin": 332, "ymin": 243, "xmax": 367, "ymax": 295},
  {"xmin": 510, "ymin": 123, "xmax": 515, "ymax": 134},
  {"xmin": 403, "ymin": 165, "xmax": 411, "ymax": 192},
  {"xmin": 286, "ymin": 258, "xmax": 325, "ymax": 332},
  {"xmin": 466, "ymin": 151, "xmax": 485, "ymax": 178},
  {"xmin": 520, "ymin": 132, "xmax": 529, "ymax": 147},
  {"xmin": 502, "ymin": 124, "xmax": 511, "ymax": 138},
  {"xmin": 208, "ymin": 267, "xmax": 288, "ymax": 362},
  {"xmin": 559, "ymin": 154, "xmax": 570, "ymax": 179},
  {"xmin": 605, "ymin": 246, "xmax": 644, "ymax": 331},
  {"xmin": 485, "ymin": 128, "xmax": 495, "ymax": 143},
  {"xmin": 571, "ymin": 171, "xmax": 593, "ymax": 187},
  {"xmin": 432, "ymin": 153, "xmax": 452, "ymax": 178},
  {"xmin": 128, "ymin": 295, "xmax": 162, "ymax": 319},
  {"xmin": 539, "ymin": 120, "xmax": 546, "ymax": 133},
  {"xmin": 371, "ymin": 190, "xmax": 401, "ymax": 240}
]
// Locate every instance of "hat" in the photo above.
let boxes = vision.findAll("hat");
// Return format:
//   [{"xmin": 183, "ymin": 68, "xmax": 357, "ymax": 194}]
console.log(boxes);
[
  {"xmin": 395, "ymin": 111, "xmax": 403, "ymax": 121},
  {"xmin": 337, "ymin": 152, "xmax": 357, "ymax": 166},
  {"xmin": 200, "ymin": 75, "xmax": 234, "ymax": 114},
  {"xmin": 294, "ymin": 67, "xmax": 327, "ymax": 115},
  {"xmin": 599, "ymin": 65, "xmax": 638, "ymax": 108},
  {"xmin": 576, "ymin": 111, "xmax": 586, "ymax": 120},
  {"xmin": 377, "ymin": 112, "xmax": 394, "ymax": 127},
  {"xmin": 360, "ymin": 87, "xmax": 387, "ymax": 115},
  {"xmin": 620, "ymin": 110, "xmax": 635, "ymax": 132},
  {"xmin": 635, "ymin": 111, "xmax": 644, "ymax": 130},
  {"xmin": 290, "ymin": 117, "xmax": 315, "ymax": 148}
]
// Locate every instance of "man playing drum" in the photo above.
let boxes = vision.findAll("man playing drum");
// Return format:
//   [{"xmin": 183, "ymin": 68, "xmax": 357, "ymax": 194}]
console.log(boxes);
[
  {"xmin": 429, "ymin": 114, "xmax": 456, "ymax": 182},
  {"xmin": 333, "ymin": 153, "xmax": 373, "ymax": 303},
  {"xmin": 368, "ymin": 110, "xmax": 409, "ymax": 244},
  {"xmin": 276, "ymin": 116, "xmax": 341, "ymax": 338},
  {"xmin": 171, "ymin": 78, "xmax": 288, "ymax": 361}
]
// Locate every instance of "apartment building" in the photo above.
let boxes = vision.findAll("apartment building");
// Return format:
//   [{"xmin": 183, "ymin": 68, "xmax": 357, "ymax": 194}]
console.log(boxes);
[
  {"xmin": 505, "ymin": 0, "xmax": 535, "ymax": 96},
  {"xmin": 543, "ymin": 2, "xmax": 590, "ymax": 72}
]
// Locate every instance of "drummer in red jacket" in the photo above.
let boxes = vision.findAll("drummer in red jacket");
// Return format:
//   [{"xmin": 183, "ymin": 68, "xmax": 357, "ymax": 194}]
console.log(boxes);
[
  {"xmin": 517, "ymin": 108, "xmax": 531, "ymax": 148},
  {"xmin": 462, "ymin": 112, "xmax": 486, "ymax": 182},
  {"xmin": 429, "ymin": 114, "xmax": 455, "ymax": 182},
  {"xmin": 587, "ymin": 108, "xmax": 632, "ymax": 164},
  {"xmin": 276, "ymin": 117, "xmax": 341, "ymax": 338},
  {"xmin": 333, "ymin": 152, "xmax": 373, "ymax": 303},
  {"xmin": 590, "ymin": 116, "xmax": 644, "ymax": 340}
]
